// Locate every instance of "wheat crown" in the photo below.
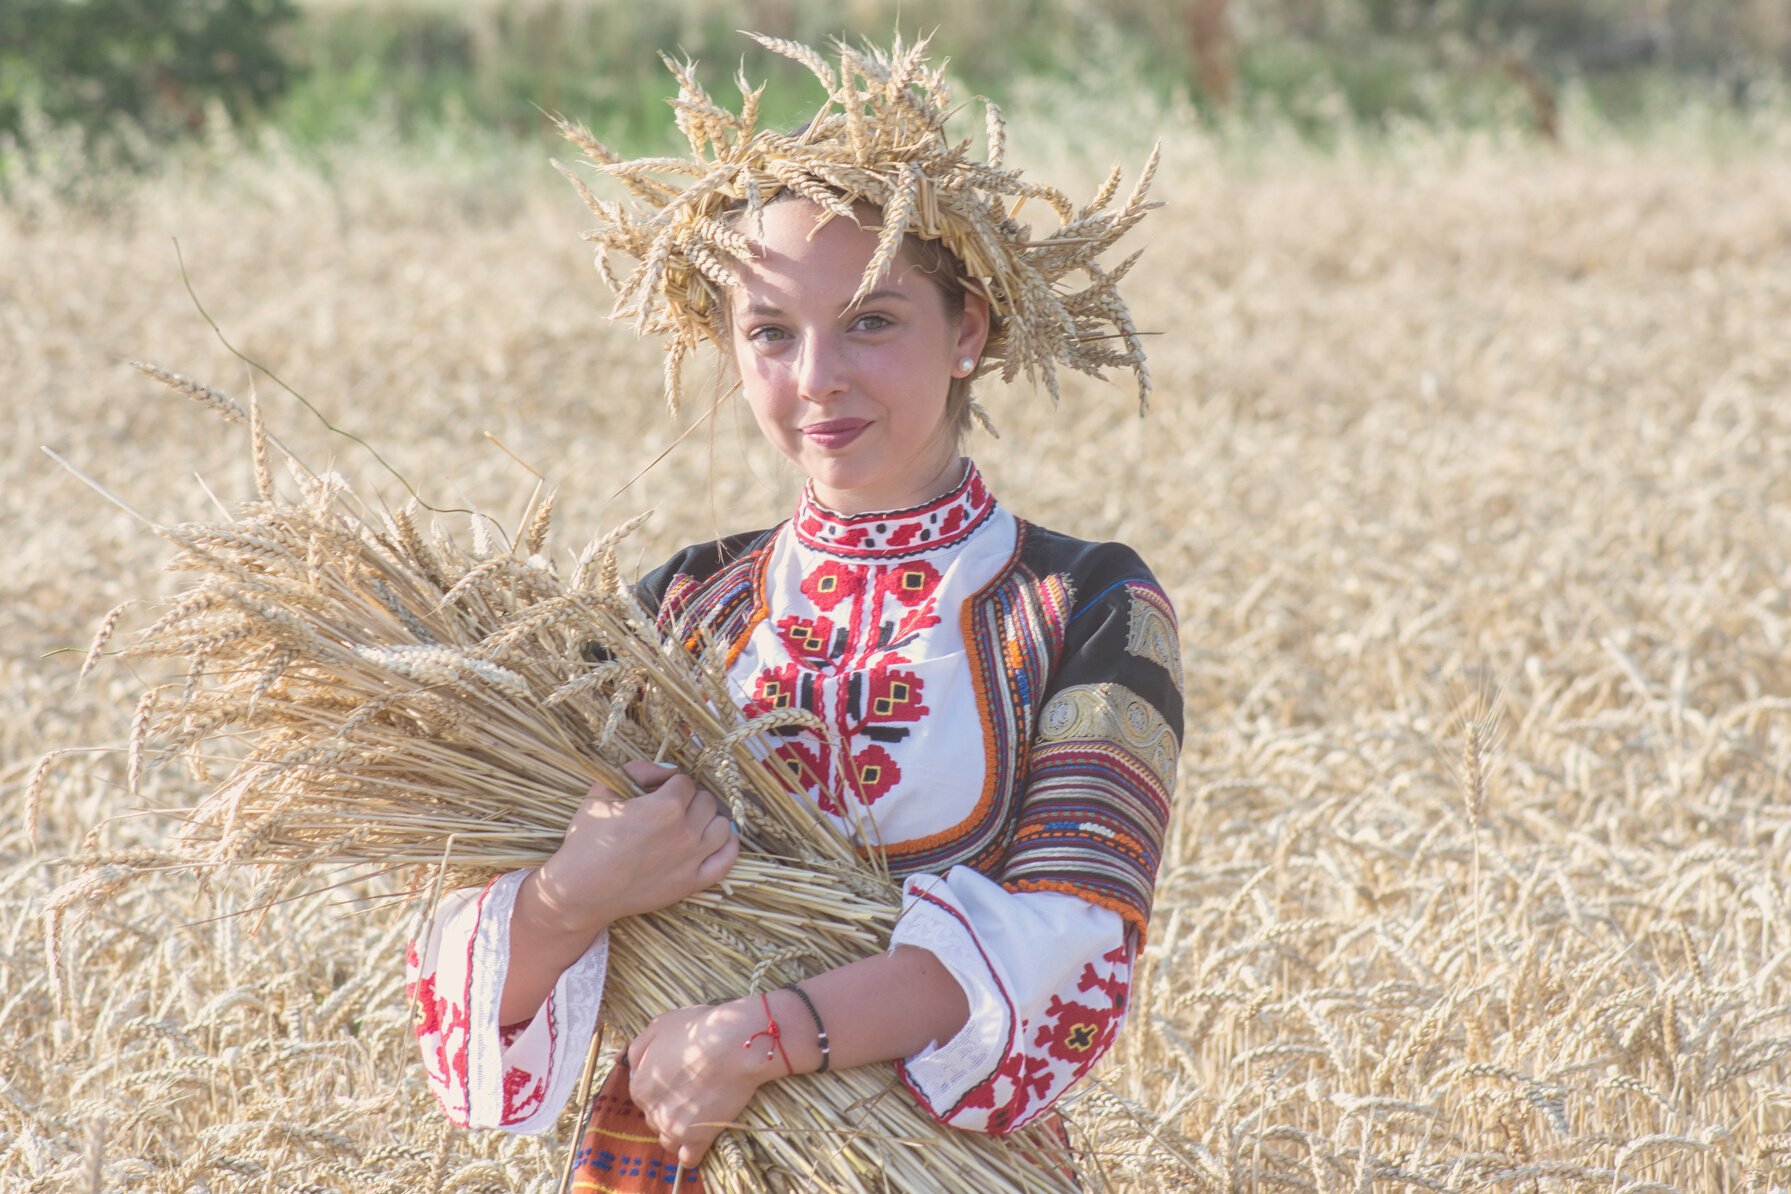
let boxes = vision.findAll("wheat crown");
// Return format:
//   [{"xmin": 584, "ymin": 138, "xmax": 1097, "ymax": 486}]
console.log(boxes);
[{"xmin": 553, "ymin": 31, "xmax": 1161, "ymax": 419}]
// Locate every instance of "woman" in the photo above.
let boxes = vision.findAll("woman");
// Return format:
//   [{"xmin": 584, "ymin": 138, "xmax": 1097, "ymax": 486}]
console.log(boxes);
[{"xmin": 408, "ymin": 33, "xmax": 1180, "ymax": 1182}]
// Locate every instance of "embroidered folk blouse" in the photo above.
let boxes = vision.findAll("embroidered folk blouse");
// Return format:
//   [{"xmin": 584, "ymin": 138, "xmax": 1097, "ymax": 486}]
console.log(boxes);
[{"xmin": 407, "ymin": 462, "xmax": 1183, "ymax": 1135}]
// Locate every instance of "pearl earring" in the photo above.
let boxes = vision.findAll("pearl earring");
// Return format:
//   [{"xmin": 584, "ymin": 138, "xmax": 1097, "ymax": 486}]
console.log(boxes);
[{"xmin": 957, "ymin": 356, "xmax": 976, "ymax": 376}]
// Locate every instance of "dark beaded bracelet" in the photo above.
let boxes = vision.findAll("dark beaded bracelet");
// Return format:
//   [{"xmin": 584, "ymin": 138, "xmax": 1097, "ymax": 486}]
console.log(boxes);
[{"xmin": 783, "ymin": 983, "xmax": 830, "ymax": 1074}]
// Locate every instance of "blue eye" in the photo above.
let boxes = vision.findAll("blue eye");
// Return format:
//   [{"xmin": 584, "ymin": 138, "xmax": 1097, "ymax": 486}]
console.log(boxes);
[
  {"xmin": 854, "ymin": 313, "xmax": 892, "ymax": 331},
  {"xmin": 747, "ymin": 325, "xmax": 788, "ymax": 343}
]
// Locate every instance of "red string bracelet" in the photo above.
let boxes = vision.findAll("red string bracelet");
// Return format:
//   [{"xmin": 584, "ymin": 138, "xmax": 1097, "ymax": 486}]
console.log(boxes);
[{"xmin": 742, "ymin": 991, "xmax": 793, "ymax": 1076}]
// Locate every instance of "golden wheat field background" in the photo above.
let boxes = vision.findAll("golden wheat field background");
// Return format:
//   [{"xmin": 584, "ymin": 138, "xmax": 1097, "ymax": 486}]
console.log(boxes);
[{"xmin": 5, "ymin": 98, "xmax": 1791, "ymax": 1190}]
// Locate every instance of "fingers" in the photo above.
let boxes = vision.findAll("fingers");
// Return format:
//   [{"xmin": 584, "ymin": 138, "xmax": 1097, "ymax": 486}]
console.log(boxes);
[
  {"xmin": 696, "ymin": 828, "xmax": 740, "ymax": 887},
  {"xmin": 583, "ymin": 770, "xmax": 693, "ymax": 825},
  {"xmin": 683, "ymin": 783, "xmax": 726, "ymax": 830},
  {"xmin": 594, "ymin": 763, "xmax": 726, "ymax": 831},
  {"xmin": 621, "ymin": 758, "xmax": 681, "ymax": 792},
  {"xmin": 628, "ymin": 1010, "xmax": 740, "ymax": 1171},
  {"xmin": 698, "ymin": 804, "xmax": 737, "ymax": 851},
  {"xmin": 580, "ymin": 760, "xmax": 681, "ymax": 807},
  {"xmin": 647, "ymin": 1113, "xmax": 717, "ymax": 1170},
  {"xmin": 686, "ymin": 787, "xmax": 738, "ymax": 888},
  {"xmin": 559, "ymin": 768, "xmax": 733, "ymax": 916},
  {"xmin": 638, "ymin": 775, "xmax": 726, "ymax": 835}
]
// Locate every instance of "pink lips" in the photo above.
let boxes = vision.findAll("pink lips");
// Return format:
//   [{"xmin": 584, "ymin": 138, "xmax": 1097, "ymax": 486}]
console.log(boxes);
[{"xmin": 800, "ymin": 419, "xmax": 871, "ymax": 449}]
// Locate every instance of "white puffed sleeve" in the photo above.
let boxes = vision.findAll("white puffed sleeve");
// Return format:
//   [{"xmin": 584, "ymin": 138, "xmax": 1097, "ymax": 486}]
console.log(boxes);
[
  {"xmin": 405, "ymin": 870, "xmax": 609, "ymax": 1132},
  {"xmin": 888, "ymin": 867, "xmax": 1132, "ymax": 1134}
]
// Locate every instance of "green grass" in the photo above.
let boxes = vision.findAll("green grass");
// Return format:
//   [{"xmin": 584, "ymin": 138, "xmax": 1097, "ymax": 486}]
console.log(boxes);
[
  {"xmin": 266, "ymin": 2, "xmax": 1791, "ymax": 156},
  {"xmin": 5, "ymin": 0, "xmax": 1789, "ymax": 176}
]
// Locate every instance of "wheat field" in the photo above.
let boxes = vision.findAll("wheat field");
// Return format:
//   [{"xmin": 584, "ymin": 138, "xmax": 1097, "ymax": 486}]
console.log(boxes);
[{"xmin": 5, "ymin": 104, "xmax": 1791, "ymax": 1190}]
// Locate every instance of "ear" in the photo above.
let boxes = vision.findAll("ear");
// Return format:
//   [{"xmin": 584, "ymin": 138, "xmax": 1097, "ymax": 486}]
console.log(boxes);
[{"xmin": 954, "ymin": 291, "xmax": 992, "ymax": 363}]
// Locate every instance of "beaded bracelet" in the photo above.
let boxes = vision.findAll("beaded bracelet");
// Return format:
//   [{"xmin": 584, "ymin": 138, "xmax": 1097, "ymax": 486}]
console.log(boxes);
[{"xmin": 783, "ymin": 983, "xmax": 830, "ymax": 1074}]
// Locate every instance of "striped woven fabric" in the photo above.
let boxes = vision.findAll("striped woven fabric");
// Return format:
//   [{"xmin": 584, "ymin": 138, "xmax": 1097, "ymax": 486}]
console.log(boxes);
[{"xmin": 569, "ymin": 1060, "xmax": 703, "ymax": 1193}]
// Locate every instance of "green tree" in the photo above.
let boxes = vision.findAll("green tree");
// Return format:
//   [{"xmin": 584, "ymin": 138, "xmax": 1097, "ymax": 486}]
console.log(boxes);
[{"xmin": 0, "ymin": 0, "xmax": 298, "ymax": 147}]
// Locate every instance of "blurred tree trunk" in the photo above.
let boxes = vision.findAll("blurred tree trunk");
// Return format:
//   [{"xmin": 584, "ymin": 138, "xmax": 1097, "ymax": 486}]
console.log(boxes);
[
  {"xmin": 1500, "ymin": 52, "xmax": 1561, "ymax": 143},
  {"xmin": 1185, "ymin": 0, "xmax": 1236, "ymax": 107},
  {"xmin": 759, "ymin": 0, "xmax": 796, "ymax": 40}
]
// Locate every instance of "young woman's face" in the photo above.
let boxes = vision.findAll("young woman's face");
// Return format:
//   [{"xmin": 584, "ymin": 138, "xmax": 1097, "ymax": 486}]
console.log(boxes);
[{"xmin": 726, "ymin": 198, "xmax": 990, "ymax": 515}]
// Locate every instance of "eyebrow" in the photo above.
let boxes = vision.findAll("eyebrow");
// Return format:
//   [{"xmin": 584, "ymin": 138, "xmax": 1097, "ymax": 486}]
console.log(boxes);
[
  {"xmin": 851, "ymin": 288, "xmax": 914, "ymax": 310},
  {"xmin": 741, "ymin": 288, "xmax": 915, "ymax": 318}
]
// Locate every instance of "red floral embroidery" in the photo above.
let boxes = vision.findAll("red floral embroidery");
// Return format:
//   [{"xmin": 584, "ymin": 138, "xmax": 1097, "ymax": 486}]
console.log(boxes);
[
  {"xmin": 862, "ymin": 664, "xmax": 928, "ymax": 725},
  {"xmin": 775, "ymin": 613, "xmax": 838, "ymax": 664},
  {"xmin": 411, "ymin": 973, "xmax": 444, "ymax": 1039},
  {"xmin": 1014, "ymin": 1052, "xmax": 1056, "ymax": 1107},
  {"xmin": 916, "ymin": 936, "xmax": 1132, "ymax": 1134},
  {"xmin": 1078, "ymin": 947, "xmax": 1131, "ymax": 1007},
  {"xmin": 502, "ymin": 1064, "xmax": 546, "ymax": 1121},
  {"xmin": 745, "ymin": 663, "xmax": 803, "ymax": 716},
  {"xmin": 958, "ymin": 1051, "xmax": 1054, "ymax": 1133},
  {"xmin": 747, "ymin": 466, "xmax": 999, "ymax": 823},
  {"xmin": 767, "ymin": 740, "xmax": 832, "ymax": 801},
  {"xmin": 875, "ymin": 560, "xmax": 941, "ymax": 607},
  {"xmin": 1033, "ymin": 994, "xmax": 1120, "ymax": 1069},
  {"xmin": 410, "ymin": 967, "xmax": 472, "ymax": 1094},
  {"xmin": 801, "ymin": 560, "xmax": 865, "ymax": 611},
  {"xmin": 869, "ymin": 562, "xmax": 944, "ymax": 646},
  {"xmin": 847, "ymin": 744, "xmax": 902, "ymax": 806}
]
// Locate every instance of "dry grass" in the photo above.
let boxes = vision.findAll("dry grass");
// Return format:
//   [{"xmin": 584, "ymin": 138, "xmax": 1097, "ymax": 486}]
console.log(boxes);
[{"xmin": 5, "ymin": 109, "xmax": 1791, "ymax": 1190}]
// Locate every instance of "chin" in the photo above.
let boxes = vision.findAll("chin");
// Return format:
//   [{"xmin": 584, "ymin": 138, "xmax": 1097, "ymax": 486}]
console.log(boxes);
[
  {"xmin": 812, "ymin": 469, "xmax": 883, "ymax": 500},
  {"xmin": 805, "ymin": 464, "xmax": 899, "ymax": 509}
]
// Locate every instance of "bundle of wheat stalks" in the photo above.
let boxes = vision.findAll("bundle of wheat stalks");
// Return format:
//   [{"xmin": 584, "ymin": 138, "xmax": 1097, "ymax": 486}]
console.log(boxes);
[{"xmin": 83, "ymin": 366, "xmax": 1086, "ymax": 1192}]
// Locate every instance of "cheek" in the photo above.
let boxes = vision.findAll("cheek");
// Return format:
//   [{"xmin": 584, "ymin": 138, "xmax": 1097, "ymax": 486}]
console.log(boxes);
[
  {"xmin": 726, "ymin": 334, "xmax": 769, "ymax": 391},
  {"xmin": 739, "ymin": 354, "xmax": 787, "ymax": 399},
  {"xmin": 878, "ymin": 353, "xmax": 952, "ymax": 419},
  {"xmin": 737, "ymin": 357, "xmax": 797, "ymax": 437}
]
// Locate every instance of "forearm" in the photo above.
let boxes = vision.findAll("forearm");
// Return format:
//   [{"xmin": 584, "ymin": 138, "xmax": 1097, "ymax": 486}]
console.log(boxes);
[
  {"xmin": 496, "ymin": 869, "xmax": 608, "ymax": 1025},
  {"xmin": 769, "ymin": 944, "xmax": 969, "ymax": 1074}
]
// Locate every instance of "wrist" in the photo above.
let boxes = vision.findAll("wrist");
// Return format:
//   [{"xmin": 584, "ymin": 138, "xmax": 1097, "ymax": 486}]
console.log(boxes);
[
  {"xmin": 729, "ymin": 993, "xmax": 802, "ymax": 1085},
  {"xmin": 766, "ymin": 988, "xmax": 829, "ymax": 1076},
  {"xmin": 518, "ymin": 865, "xmax": 610, "ymax": 943}
]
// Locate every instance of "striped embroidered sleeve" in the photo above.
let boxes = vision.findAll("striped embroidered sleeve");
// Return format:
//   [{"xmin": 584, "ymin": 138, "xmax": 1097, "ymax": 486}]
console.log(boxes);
[
  {"xmin": 999, "ymin": 549, "xmax": 1183, "ymax": 941},
  {"xmin": 632, "ymin": 529, "xmax": 778, "ymax": 648}
]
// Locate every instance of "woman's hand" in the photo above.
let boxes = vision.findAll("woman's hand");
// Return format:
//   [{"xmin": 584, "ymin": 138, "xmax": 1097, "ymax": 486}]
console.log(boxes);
[
  {"xmin": 624, "ymin": 947, "xmax": 973, "ymax": 1166},
  {"xmin": 527, "ymin": 760, "xmax": 741, "ymax": 936},
  {"xmin": 497, "ymin": 761, "xmax": 739, "ymax": 1024},
  {"xmin": 626, "ymin": 997, "xmax": 786, "ymax": 1169}
]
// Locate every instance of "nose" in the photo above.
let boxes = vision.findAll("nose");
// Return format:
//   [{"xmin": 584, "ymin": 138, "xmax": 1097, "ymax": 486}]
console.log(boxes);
[{"xmin": 795, "ymin": 333, "xmax": 849, "ymax": 404}]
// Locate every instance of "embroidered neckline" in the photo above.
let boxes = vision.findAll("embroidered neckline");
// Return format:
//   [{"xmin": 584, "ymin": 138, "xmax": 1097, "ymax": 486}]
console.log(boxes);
[{"xmin": 793, "ymin": 462, "xmax": 996, "ymax": 560}]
